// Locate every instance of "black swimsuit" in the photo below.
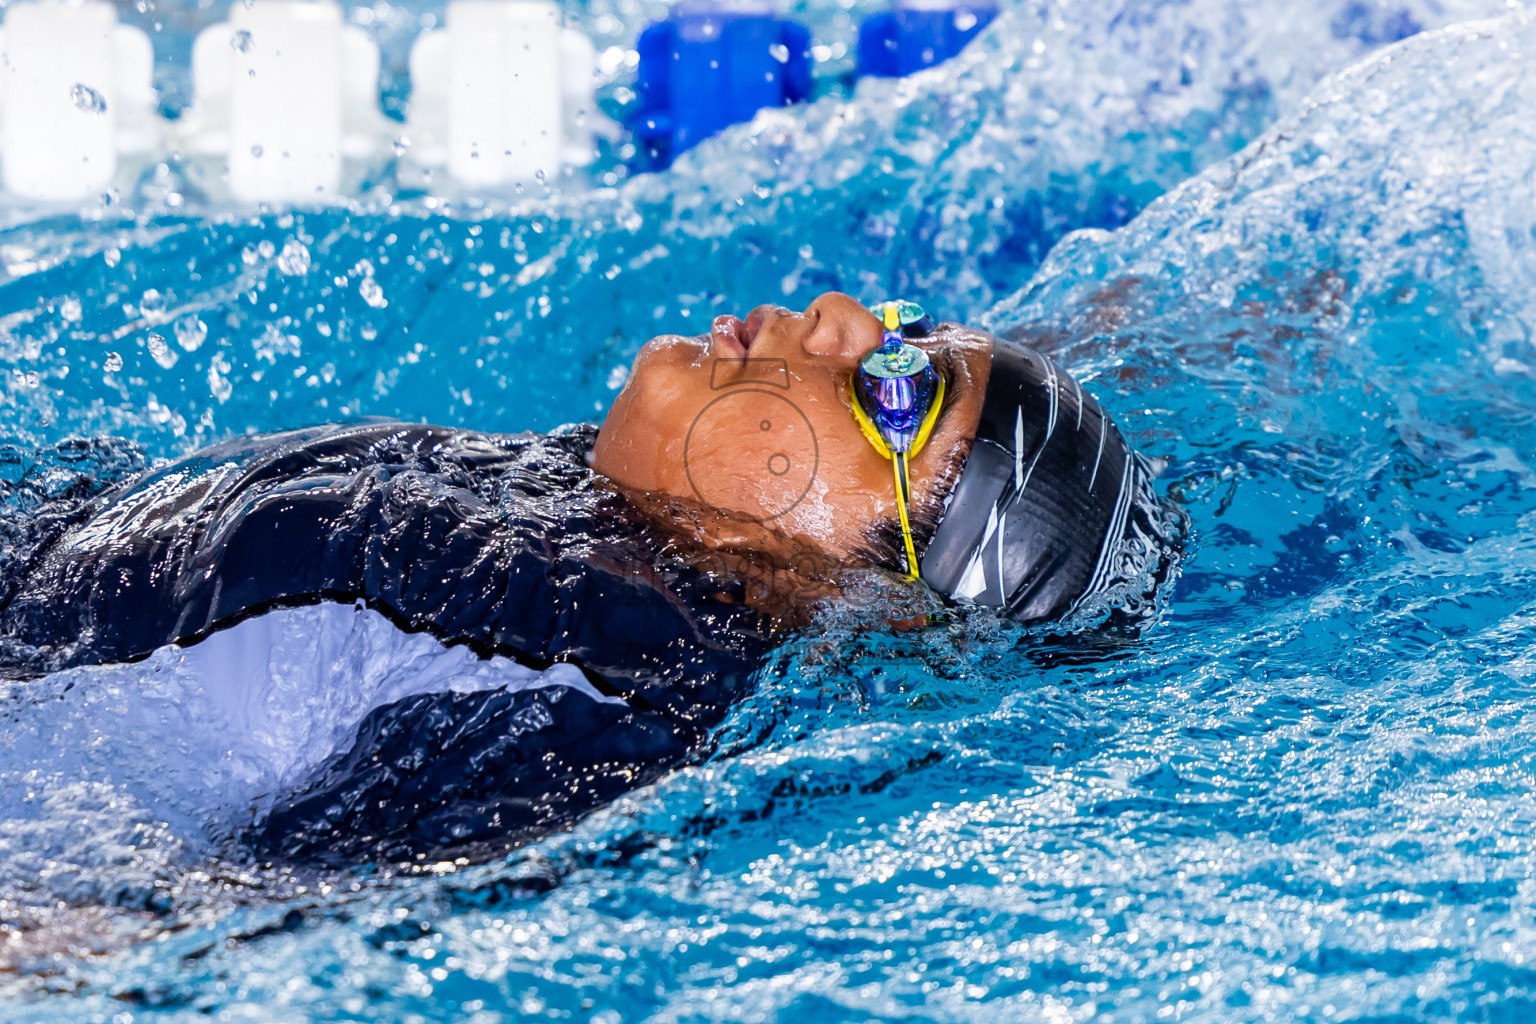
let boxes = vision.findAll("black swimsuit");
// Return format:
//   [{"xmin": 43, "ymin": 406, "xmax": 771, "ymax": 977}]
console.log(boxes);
[
  {"xmin": 0, "ymin": 378, "xmax": 1182, "ymax": 864},
  {"xmin": 0, "ymin": 422, "xmax": 770, "ymax": 865}
]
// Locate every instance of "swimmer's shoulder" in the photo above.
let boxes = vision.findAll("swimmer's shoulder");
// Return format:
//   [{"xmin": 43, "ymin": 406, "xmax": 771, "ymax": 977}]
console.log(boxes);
[{"xmin": 95, "ymin": 418, "xmax": 604, "ymax": 508}]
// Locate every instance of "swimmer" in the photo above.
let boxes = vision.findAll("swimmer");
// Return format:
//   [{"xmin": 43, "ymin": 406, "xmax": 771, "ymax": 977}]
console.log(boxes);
[{"xmin": 0, "ymin": 292, "xmax": 1181, "ymax": 865}]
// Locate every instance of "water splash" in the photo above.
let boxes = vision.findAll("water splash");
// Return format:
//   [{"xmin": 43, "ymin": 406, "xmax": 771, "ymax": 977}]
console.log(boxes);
[
  {"xmin": 3, "ymin": 4, "xmax": 1536, "ymax": 1021},
  {"xmin": 0, "ymin": 0, "xmax": 1519, "ymax": 456}
]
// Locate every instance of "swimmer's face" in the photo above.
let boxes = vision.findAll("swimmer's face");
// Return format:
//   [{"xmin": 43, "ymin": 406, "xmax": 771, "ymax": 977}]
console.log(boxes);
[{"xmin": 592, "ymin": 291, "xmax": 992, "ymax": 564}]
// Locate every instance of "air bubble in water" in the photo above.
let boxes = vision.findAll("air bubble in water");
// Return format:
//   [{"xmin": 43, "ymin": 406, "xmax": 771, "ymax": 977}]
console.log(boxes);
[
  {"xmin": 70, "ymin": 84, "xmax": 107, "ymax": 114},
  {"xmin": 230, "ymin": 29, "xmax": 253, "ymax": 52},
  {"xmin": 60, "ymin": 297, "xmax": 82, "ymax": 323},
  {"xmin": 392, "ymin": 136, "xmax": 410, "ymax": 157},
  {"xmin": 147, "ymin": 334, "xmax": 177, "ymax": 369},
  {"xmin": 359, "ymin": 277, "xmax": 387, "ymax": 309},
  {"xmin": 258, "ymin": 239, "xmax": 275, "ymax": 259},
  {"xmin": 175, "ymin": 317, "xmax": 207, "ymax": 352},
  {"xmin": 277, "ymin": 239, "xmax": 311, "ymax": 276},
  {"xmin": 104, "ymin": 352, "xmax": 123, "ymax": 373},
  {"xmin": 251, "ymin": 144, "xmax": 264, "ymax": 158},
  {"xmin": 769, "ymin": 43, "xmax": 789, "ymax": 63}
]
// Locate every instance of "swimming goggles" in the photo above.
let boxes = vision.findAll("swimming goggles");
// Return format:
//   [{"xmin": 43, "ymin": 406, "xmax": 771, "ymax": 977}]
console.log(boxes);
[{"xmin": 850, "ymin": 299, "xmax": 946, "ymax": 580}]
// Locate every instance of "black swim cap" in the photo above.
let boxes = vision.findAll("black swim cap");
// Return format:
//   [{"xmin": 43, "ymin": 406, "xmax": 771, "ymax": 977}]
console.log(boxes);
[{"xmin": 920, "ymin": 337, "xmax": 1163, "ymax": 623}]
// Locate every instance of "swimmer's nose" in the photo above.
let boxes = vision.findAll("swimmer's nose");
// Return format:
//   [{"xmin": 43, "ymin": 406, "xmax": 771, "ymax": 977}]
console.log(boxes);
[{"xmin": 800, "ymin": 292, "xmax": 881, "ymax": 364}]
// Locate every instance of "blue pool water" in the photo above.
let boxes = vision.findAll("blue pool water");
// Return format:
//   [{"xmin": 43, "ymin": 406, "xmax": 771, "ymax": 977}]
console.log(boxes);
[{"xmin": 4, "ymin": 1, "xmax": 1536, "ymax": 1020}]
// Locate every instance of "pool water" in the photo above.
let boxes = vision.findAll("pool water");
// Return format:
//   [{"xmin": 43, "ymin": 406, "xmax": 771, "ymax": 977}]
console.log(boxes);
[{"xmin": 4, "ymin": 1, "xmax": 1536, "ymax": 1020}]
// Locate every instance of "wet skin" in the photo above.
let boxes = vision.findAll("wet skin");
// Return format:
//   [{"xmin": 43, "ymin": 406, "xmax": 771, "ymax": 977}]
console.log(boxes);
[{"xmin": 592, "ymin": 292, "xmax": 993, "ymax": 571}]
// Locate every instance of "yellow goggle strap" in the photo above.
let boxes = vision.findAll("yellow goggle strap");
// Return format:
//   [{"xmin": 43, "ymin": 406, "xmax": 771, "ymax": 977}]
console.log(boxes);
[{"xmin": 892, "ymin": 452, "xmax": 919, "ymax": 579}]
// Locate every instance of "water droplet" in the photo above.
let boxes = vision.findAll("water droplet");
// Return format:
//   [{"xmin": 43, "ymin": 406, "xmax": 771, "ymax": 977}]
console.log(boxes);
[
  {"xmin": 230, "ymin": 29, "xmax": 253, "ymax": 52},
  {"xmin": 253, "ymin": 323, "xmax": 300, "ymax": 361},
  {"xmin": 147, "ymin": 334, "xmax": 177, "ymax": 369},
  {"xmin": 208, "ymin": 353, "xmax": 232, "ymax": 403},
  {"xmin": 392, "ymin": 136, "xmax": 411, "ymax": 157},
  {"xmin": 60, "ymin": 297, "xmax": 82, "ymax": 323},
  {"xmin": 70, "ymin": 84, "xmax": 107, "ymax": 114},
  {"xmin": 175, "ymin": 317, "xmax": 207, "ymax": 352},
  {"xmin": 769, "ymin": 43, "xmax": 790, "ymax": 63},
  {"xmin": 359, "ymin": 277, "xmax": 388, "ymax": 310},
  {"xmin": 104, "ymin": 352, "xmax": 123, "ymax": 372},
  {"xmin": 139, "ymin": 288, "xmax": 166, "ymax": 319},
  {"xmin": 277, "ymin": 239, "xmax": 311, "ymax": 276},
  {"xmin": 250, "ymin": 144, "xmax": 264, "ymax": 158}
]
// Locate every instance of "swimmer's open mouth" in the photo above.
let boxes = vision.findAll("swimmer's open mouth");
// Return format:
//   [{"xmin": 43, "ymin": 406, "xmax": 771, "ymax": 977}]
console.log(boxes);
[{"xmin": 710, "ymin": 314, "xmax": 756, "ymax": 356}]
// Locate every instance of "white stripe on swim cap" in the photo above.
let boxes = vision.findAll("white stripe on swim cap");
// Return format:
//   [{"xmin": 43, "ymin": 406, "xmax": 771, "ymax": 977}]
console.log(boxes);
[
  {"xmin": 1042, "ymin": 359, "xmax": 1058, "ymax": 439},
  {"xmin": 1013, "ymin": 406, "xmax": 1024, "ymax": 485},
  {"xmin": 1076, "ymin": 451, "xmax": 1135, "ymax": 608},
  {"xmin": 996, "ymin": 510, "xmax": 1007, "ymax": 601},
  {"xmin": 954, "ymin": 502, "xmax": 1000, "ymax": 600},
  {"xmin": 1087, "ymin": 412, "xmax": 1107, "ymax": 490}
]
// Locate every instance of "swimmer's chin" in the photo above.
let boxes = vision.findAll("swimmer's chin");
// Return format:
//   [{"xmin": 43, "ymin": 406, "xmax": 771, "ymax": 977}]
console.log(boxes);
[{"xmin": 634, "ymin": 331, "xmax": 715, "ymax": 367}]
